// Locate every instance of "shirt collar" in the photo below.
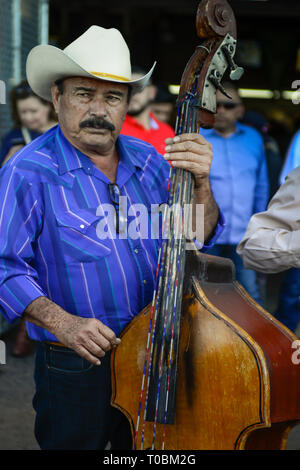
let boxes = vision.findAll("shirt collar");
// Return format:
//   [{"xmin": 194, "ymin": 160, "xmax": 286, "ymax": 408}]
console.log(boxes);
[
  {"xmin": 55, "ymin": 124, "xmax": 144, "ymax": 177},
  {"xmin": 233, "ymin": 122, "xmax": 245, "ymax": 134},
  {"xmin": 55, "ymin": 125, "xmax": 88, "ymax": 175},
  {"xmin": 204, "ymin": 121, "xmax": 245, "ymax": 137},
  {"xmin": 117, "ymin": 134, "xmax": 145, "ymax": 171},
  {"xmin": 124, "ymin": 112, "xmax": 159, "ymax": 131},
  {"xmin": 149, "ymin": 112, "xmax": 159, "ymax": 130}
]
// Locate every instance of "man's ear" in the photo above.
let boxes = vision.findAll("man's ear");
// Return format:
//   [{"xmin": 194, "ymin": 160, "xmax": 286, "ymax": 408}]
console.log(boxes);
[
  {"xmin": 149, "ymin": 85, "xmax": 157, "ymax": 101},
  {"xmin": 51, "ymin": 83, "xmax": 60, "ymax": 114},
  {"xmin": 236, "ymin": 103, "xmax": 245, "ymax": 120}
]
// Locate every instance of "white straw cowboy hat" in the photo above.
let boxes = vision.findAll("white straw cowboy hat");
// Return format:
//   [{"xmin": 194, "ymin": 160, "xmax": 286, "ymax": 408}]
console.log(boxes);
[{"xmin": 26, "ymin": 25, "xmax": 156, "ymax": 102}]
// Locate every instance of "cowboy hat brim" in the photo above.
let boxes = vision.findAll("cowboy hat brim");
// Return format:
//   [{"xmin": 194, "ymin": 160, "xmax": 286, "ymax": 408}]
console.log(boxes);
[{"xmin": 26, "ymin": 44, "xmax": 156, "ymax": 102}]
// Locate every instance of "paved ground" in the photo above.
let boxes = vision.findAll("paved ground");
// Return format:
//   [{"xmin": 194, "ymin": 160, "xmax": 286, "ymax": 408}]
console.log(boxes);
[
  {"xmin": 0, "ymin": 274, "xmax": 299, "ymax": 451},
  {"xmin": 0, "ymin": 328, "xmax": 39, "ymax": 450}
]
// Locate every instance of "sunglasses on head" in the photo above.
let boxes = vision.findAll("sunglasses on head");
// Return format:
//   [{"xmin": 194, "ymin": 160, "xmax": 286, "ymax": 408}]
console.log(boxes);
[
  {"xmin": 108, "ymin": 183, "xmax": 126, "ymax": 234},
  {"xmin": 216, "ymin": 101, "xmax": 240, "ymax": 110}
]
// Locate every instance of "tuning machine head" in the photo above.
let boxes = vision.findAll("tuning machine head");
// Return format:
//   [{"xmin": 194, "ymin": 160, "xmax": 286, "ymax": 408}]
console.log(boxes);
[
  {"xmin": 221, "ymin": 43, "xmax": 244, "ymax": 81},
  {"xmin": 208, "ymin": 69, "xmax": 232, "ymax": 99}
]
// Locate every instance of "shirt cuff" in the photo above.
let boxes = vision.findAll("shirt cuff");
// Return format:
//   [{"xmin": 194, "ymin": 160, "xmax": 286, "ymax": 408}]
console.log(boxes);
[
  {"xmin": 0, "ymin": 275, "xmax": 47, "ymax": 323},
  {"xmin": 194, "ymin": 210, "xmax": 226, "ymax": 252}
]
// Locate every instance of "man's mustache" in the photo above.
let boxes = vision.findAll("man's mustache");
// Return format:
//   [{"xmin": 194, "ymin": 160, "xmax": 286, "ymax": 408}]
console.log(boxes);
[{"xmin": 79, "ymin": 117, "xmax": 115, "ymax": 131}]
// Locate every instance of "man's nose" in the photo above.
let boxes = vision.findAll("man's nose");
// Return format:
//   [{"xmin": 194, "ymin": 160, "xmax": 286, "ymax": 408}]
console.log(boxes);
[
  {"xmin": 89, "ymin": 98, "xmax": 107, "ymax": 116},
  {"xmin": 216, "ymin": 108, "xmax": 224, "ymax": 116}
]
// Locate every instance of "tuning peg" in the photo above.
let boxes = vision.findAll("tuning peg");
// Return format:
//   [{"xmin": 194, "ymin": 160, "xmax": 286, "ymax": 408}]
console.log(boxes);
[
  {"xmin": 221, "ymin": 44, "xmax": 244, "ymax": 81},
  {"xmin": 230, "ymin": 66, "xmax": 244, "ymax": 81},
  {"xmin": 208, "ymin": 70, "xmax": 232, "ymax": 99}
]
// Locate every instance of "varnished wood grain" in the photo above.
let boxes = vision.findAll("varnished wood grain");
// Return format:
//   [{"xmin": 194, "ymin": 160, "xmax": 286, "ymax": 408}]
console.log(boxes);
[{"xmin": 111, "ymin": 254, "xmax": 300, "ymax": 450}]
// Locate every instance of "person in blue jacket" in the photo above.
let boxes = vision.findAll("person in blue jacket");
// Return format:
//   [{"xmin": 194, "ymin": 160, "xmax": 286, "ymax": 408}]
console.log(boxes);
[
  {"xmin": 0, "ymin": 80, "xmax": 57, "ymax": 356},
  {"xmin": 0, "ymin": 80, "xmax": 57, "ymax": 166},
  {"xmin": 200, "ymin": 82, "xmax": 269, "ymax": 305}
]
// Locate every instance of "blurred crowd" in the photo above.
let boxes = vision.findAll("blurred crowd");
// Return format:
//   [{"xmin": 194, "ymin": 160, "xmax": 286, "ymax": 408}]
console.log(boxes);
[{"xmin": 1, "ymin": 73, "xmax": 300, "ymax": 357}]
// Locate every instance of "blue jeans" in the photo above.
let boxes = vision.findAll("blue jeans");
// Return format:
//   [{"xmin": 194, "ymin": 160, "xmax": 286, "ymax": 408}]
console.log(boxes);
[
  {"xmin": 207, "ymin": 244, "xmax": 262, "ymax": 304},
  {"xmin": 274, "ymin": 268, "xmax": 300, "ymax": 332},
  {"xmin": 33, "ymin": 342, "xmax": 132, "ymax": 450}
]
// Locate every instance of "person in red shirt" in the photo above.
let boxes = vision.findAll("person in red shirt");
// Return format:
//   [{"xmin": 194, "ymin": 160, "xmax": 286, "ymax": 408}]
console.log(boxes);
[{"xmin": 121, "ymin": 66, "xmax": 175, "ymax": 155}]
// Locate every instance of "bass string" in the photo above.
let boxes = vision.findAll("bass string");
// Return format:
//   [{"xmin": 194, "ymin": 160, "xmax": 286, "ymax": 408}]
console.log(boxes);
[
  {"xmin": 133, "ymin": 159, "xmax": 189, "ymax": 447},
  {"xmin": 140, "ymin": 178, "xmax": 181, "ymax": 448},
  {"xmin": 160, "ymin": 103, "xmax": 198, "ymax": 448},
  {"xmin": 137, "ymin": 205, "xmax": 172, "ymax": 449},
  {"xmin": 159, "ymin": 165, "xmax": 194, "ymax": 451},
  {"xmin": 160, "ymin": 178, "xmax": 194, "ymax": 449},
  {"xmin": 169, "ymin": 106, "xmax": 198, "ymax": 377},
  {"xmin": 136, "ymin": 169, "xmax": 180, "ymax": 449},
  {"xmin": 135, "ymin": 170, "xmax": 177, "ymax": 449},
  {"xmin": 156, "ymin": 101, "xmax": 192, "ymax": 355},
  {"xmin": 155, "ymin": 99, "xmax": 189, "ymax": 318},
  {"xmin": 151, "ymin": 167, "xmax": 186, "ymax": 449},
  {"xmin": 161, "ymin": 170, "xmax": 191, "ymax": 448},
  {"xmin": 135, "ymin": 92, "xmax": 196, "ymax": 449},
  {"xmin": 134, "ymin": 243, "xmax": 163, "ymax": 449},
  {"xmin": 152, "ymin": 101, "xmax": 195, "ymax": 449},
  {"xmin": 151, "ymin": 96, "xmax": 196, "ymax": 449},
  {"xmin": 149, "ymin": 168, "xmax": 184, "ymax": 440}
]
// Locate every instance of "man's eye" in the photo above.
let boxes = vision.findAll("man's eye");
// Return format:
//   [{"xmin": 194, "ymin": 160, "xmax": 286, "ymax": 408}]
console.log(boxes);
[
  {"xmin": 107, "ymin": 95, "xmax": 121, "ymax": 103},
  {"xmin": 78, "ymin": 92, "xmax": 91, "ymax": 97}
]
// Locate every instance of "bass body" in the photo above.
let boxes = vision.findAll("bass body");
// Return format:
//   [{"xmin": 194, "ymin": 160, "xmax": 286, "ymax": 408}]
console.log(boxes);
[
  {"xmin": 111, "ymin": 253, "xmax": 300, "ymax": 450},
  {"xmin": 111, "ymin": 0, "xmax": 300, "ymax": 449}
]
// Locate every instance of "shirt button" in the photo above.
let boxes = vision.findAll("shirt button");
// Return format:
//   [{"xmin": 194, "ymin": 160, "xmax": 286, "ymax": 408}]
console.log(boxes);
[
  {"xmin": 143, "ymin": 280, "xmax": 147, "ymax": 284},
  {"xmin": 134, "ymin": 248, "xmax": 139, "ymax": 254},
  {"xmin": 80, "ymin": 224, "xmax": 85, "ymax": 229}
]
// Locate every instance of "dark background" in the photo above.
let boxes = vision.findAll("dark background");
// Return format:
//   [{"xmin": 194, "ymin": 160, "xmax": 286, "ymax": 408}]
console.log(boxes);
[{"xmin": 48, "ymin": 0, "xmax": 300, "ymax": 120}]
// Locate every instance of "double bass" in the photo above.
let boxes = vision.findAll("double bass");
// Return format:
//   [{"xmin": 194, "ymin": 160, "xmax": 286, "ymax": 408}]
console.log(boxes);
[{"xmin": 111, "ymin": 0, "xmax": 300, "ymax": 450}]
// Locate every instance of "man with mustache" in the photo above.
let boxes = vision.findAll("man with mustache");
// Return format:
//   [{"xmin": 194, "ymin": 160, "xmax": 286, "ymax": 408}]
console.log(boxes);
[
  {"xmin": 79, "ymin": 116, "xmax": 116, "ymax": 131},
  {"xmin": 0, "ymin": 26, "xmax": 223, "ymax": 450}
]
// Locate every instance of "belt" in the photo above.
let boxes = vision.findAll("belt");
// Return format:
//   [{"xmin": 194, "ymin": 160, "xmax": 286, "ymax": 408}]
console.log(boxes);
[{"xmin": 45, "ymin": 341, "xmax": 68, "ymax": 348}]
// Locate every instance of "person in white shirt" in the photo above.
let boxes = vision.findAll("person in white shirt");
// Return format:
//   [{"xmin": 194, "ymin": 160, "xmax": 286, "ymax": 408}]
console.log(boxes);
[{"xmin": 237, "ymin": 166, "xmax": 300, "ymax": 331}]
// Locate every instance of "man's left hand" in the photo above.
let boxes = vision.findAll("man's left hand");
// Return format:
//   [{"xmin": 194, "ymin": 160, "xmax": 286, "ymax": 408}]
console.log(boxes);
[{"xmin": 164, "ymin": 133, "xmax": 213, "ymax": 188}]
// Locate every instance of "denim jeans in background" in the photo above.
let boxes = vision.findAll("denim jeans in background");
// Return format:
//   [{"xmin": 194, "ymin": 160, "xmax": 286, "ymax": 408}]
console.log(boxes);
[
  {"xmin": 274, "ymin": 268, "xmax": 300, "ymax": 332},
  {"xmin": 33, "ymin": 342, "xmax": 132, "ymax": 450},
  {"xmin": 207, "ymin": 244, "xmax": 262, "ymax": 305}
]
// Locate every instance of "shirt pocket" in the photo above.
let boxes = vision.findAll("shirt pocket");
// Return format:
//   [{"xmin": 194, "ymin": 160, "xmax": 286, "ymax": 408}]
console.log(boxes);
[{"xmin": 55, "ymin": 209, "xmax": 111, "ymax": 263}]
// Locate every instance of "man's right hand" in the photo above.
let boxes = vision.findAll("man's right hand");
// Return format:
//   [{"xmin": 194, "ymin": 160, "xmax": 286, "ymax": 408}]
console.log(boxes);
[
  {"xmin": 54, "ymin": 315, "xmax": 121, "ymax": 365},
  {"xmin": 24, "ymin": 296, "xmax": 121, "ymax": 365}
]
